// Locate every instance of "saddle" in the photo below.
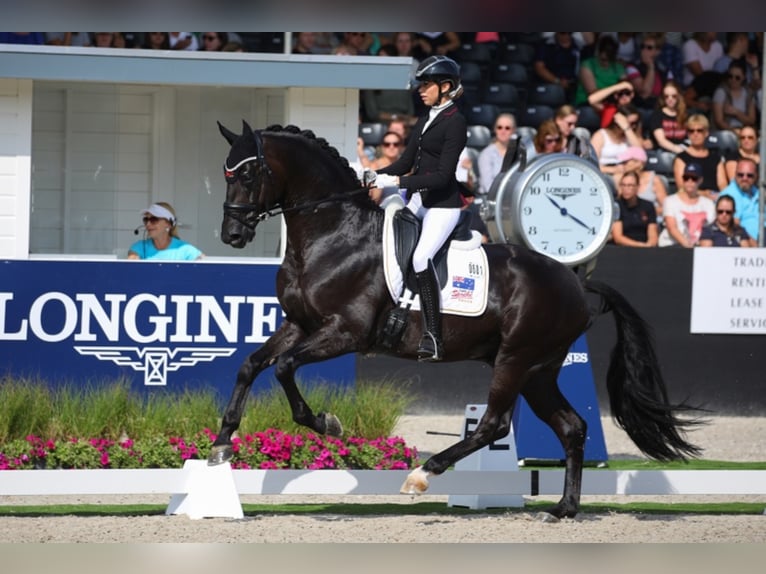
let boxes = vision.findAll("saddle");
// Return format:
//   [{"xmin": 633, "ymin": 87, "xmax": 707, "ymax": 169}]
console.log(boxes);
[
  {"xmin": 393, "ymin": 208, "xmax": 474, "ymax": 294},
  {"xmin": 379, "ymin": 196, "xmax": 488, "ymax": 350}
]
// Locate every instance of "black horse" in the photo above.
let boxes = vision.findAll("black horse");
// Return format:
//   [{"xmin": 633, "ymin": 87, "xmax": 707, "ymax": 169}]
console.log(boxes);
[{"xmin": 209, "ymin": 121, "xmax": 701, "ymax": 519}]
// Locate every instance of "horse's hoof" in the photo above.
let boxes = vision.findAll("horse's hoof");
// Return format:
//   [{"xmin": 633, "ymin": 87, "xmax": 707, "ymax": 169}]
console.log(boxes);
[
  {"xmin": 322, "ymin": 412, "xmax": 343, "ymax": 437},
  {"xmin": 400, "ymin": 466, "xmax": 430, "ymax": 495},
  {"xmin": 207, "ymin": 444, "xmax": 234, "ymax": 466},
  {"xmin": 537, "ymin": 512, "xmax": 561, "ymax": 524}
]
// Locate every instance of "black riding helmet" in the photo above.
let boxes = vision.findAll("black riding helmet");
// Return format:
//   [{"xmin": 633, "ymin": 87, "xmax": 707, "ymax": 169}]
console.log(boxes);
[{"xmin": 414, "ymin": 55, "xmax": 462, "ymax": 97}]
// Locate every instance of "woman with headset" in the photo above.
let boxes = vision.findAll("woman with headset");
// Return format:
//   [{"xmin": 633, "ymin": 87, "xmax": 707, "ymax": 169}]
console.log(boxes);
[
  {"xmin": 372, "ymin": 55, "xmax": 467, "ymax": 362},
  {"xmin": 127, "ymin": 201, "xmax": 204, "ymax": 261}
]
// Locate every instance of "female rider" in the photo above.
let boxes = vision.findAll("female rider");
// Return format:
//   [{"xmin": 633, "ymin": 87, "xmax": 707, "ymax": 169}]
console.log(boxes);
[{"xmin": 372, "ymin": 55, "xmax": 466, "ymax": 362}]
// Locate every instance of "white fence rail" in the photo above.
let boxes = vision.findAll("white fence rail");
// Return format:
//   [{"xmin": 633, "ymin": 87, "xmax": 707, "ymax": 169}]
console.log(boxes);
[
  {"xmin": 3, "ymin": 465, "xmax": 765, "ymax": 519},
  {"xmin": 2, "ymin": 467, "xmax": 765, "ymax": 496}
]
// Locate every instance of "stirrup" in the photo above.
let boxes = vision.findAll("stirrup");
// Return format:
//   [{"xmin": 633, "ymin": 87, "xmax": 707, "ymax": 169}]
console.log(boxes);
[{"xmin": 417, "ymin": 331, "xmax": 443, "ymax": 362}]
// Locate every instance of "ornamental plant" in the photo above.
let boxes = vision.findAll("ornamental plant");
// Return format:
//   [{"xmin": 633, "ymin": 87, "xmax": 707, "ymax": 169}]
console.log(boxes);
[
  {"xmin": 0, "ymin": 429, "xmax": 418, "ymax": 471},
  {"xmin": 0, "ymin": 376, "xmax": 417, "ymax": 470}
]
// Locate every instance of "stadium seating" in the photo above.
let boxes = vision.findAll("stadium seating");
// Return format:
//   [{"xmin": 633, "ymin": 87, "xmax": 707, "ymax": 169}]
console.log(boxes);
[
  {"xmin": 466, "ymin": 124, "xmax": 492, "ymax": 149},
  {"xmin": 481, "ymin": 83, "xmax": 521, "ymax": 116},
  {"xmin": 707, "ymin": 129, "xmax": 739, "ymax": 157},
  {"xmin": 456, "ymin": 42, "xmax": 494, "ymax": 66},
  {"xmin": 490, "ymin": 62, "xmax": 528, "ymax": 86},
  {"xmin": 519, "ymin": 104, "xmax": 555, "ymax": 129},
  {"xmin": 496, "ymin": 43, "xmax": 536, "ymax": 67},
  {"xmin": 576, "ymin": 106, "xmax": 602, "ymax": 134},
  {"xmin": 528, "ymin": 82, "xmax": 567, "ymax": 109},
  {"xmin": 358, "ymin": 122, "xmax": 387, "ymax": 146},
  {"xmin": 465, "ymin": 103, "xmax": 501, "ymax": 128}
]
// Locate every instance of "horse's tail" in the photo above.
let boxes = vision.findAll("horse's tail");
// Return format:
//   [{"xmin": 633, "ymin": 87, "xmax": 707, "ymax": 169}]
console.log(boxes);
[{"xmin": 584, "ymin": 279, "xmax": 705, "ymax": 461}]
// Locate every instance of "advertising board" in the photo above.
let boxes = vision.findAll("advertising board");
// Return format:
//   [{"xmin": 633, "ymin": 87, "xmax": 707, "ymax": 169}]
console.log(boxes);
[{"xmin": 0, "ymin": 260, "xmax": 355, "ymax": 397}]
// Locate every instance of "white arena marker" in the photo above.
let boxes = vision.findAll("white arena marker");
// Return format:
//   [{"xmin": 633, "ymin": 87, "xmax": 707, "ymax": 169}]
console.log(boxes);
[{"xmin": 166, "ymin": 459, "xmax": 243, "ymax": 520}]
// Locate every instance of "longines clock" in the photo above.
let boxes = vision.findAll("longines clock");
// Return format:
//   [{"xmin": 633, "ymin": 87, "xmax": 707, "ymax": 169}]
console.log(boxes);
[{"xmin": 485, "ymin": 146, "xmax": 616, "ymax": 267}]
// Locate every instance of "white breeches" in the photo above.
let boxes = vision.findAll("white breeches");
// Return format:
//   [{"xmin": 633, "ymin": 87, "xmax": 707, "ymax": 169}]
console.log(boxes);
[{"xmin": 406, "ymin": 192, "xmax": 461, "ymax": 272}]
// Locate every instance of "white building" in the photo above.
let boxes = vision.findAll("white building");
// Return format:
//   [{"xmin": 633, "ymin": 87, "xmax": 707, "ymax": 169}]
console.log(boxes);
[{"xmin": 0, "ymin": 43, "xmax": 411, "ymax": 260}]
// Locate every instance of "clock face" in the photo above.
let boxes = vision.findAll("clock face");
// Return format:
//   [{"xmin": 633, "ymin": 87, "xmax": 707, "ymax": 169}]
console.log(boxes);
[{"xmin": 513, "ymin": 155, "xmax": 614, "ymax": 266}]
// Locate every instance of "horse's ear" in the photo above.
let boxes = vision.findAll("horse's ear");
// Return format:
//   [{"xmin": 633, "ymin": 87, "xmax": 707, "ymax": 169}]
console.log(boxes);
[
  {"xmin": 242, "ymin": 120, "xmax": 254, "ymax": 137},
  {"xmin": 218, "ymin": 121, "xmax": 238, "ymax": 145}
]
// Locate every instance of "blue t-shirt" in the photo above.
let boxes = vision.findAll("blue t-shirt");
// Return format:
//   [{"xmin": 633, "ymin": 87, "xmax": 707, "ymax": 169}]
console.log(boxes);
[
  {"xmin": 128, "ymin": 237, "xmax": 202, "ymax": 261},
  {"xmin": 719, "ymin": 181, "xmax": 761, "ymax": 240}
]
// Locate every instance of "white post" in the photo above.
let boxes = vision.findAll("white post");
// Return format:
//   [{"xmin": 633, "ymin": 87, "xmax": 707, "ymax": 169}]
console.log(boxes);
[{"xmin": 166, "ymin": 459, "xmax": 243, "ymax": 520}]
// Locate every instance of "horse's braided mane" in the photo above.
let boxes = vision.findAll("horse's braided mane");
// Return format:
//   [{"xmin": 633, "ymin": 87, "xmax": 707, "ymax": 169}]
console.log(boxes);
[{"xmin": 264, "ymin": 124, "xmax": 360, "ymax": 185}]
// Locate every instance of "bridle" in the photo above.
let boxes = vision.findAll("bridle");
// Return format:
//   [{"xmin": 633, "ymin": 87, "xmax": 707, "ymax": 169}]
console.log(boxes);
[
  {"xmin": 222, "ymin": 131, "xmax": 369, "ymax": 230},
  {"xmin": 222, "ymin": 129, "xmax": 274, "ymax": 230}
]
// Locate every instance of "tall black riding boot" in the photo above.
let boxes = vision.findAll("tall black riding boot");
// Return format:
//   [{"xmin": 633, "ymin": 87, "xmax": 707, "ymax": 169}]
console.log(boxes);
[{"xmin": 415, "ymin": 265, "xmax": 444, "ymax": 362}]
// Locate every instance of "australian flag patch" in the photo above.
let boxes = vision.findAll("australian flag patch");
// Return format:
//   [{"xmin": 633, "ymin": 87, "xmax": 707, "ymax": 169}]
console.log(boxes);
[{"xmin": 451, "ymin": 276, "xmax": 475, "ymax": 301}]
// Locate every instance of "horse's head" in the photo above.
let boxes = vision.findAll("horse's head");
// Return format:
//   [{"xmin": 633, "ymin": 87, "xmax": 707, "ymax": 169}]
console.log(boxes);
[{"xmin": 218, "ymin": 120, "xmax": 274, "ymax": 248}]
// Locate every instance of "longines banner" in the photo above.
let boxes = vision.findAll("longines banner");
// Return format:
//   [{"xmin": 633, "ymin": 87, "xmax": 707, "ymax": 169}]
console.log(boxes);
[
  {"xmin": 0, "ymin": 260, "xmax": 355, "ymax": 396},
  {"xmin": 690, "ymin": 248, "xmax": 766, "ymax": 334}
]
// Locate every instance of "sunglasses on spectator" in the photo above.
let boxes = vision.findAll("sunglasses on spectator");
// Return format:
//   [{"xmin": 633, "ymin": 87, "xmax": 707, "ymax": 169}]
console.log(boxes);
[
  {"xmin": 682, "ymin": 175, "xmax": 699, "ymax": 182},
  {"xmin": 641, "ymin": 44, "xmax": 657, "ymax": 50},
  {"xmin": 616, "ymin": 89, "xmax": 634, "ymax": 97},
  {"xmin": 381, "ymin": 140, "xmax": 401, "ymax": 147},
  {"xmin": 740, "ymin": 134, "xmax": 756, "ymax": 140},
  {"xmin": 736, "ymin": 172, "xmax": 756, "ymax": 178},
  {"xmin": 495, "ymin": 125, "xmax": 513, "ymax": 130},
  {"xmin": 544, "ymin": 136, "xmax": 560, "ymax": 143},
  {"xmin": 717, "ymin": 209, "xmax": 733, "ymax": 215},
  {"xmin": 728, "ymin": 73, "xmax": 744, "ymax": 81},
  {"xmin": 663, "ymin": 93, "xmax": 678, "ymax": 100},
  {"xmin": 143, "ymin": 216, "xmax": 161, "ymax": 224},
  {"xmin": 687, "ymin": 127, "xmax": 706, "ymax": 134}
]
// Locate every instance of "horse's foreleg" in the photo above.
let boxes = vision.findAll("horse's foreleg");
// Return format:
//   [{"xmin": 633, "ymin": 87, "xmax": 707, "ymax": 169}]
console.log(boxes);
[
  {"xmin": 273, "ymin": 318, "xmax": 357, "ymax": 436},
  {"xmin": 521, "ymin": 374, "xmax": 586, "ymax": 520},
  {"xmin": 208, "ymin": 321, "xmax": 304, "ymax": 465}
]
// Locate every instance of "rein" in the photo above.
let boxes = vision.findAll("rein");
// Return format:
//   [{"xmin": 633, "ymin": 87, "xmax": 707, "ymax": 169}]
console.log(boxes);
[{"xmin": 226, "ymin": 187, "xmax": 370, "ymax": 227}]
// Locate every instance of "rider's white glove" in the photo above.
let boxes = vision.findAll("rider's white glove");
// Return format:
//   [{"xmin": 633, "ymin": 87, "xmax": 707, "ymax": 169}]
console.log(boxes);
[
  {"xmin": 362, "ymin": 169, "xmax": 378, "ymax": 186},
  {"xmin": 375, "ymin": 174, "xmax": 399, "ymax": 188}
]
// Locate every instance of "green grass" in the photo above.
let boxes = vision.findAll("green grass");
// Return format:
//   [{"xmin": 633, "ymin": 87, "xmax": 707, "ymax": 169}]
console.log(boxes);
[
  {"xmin": 0, "ymin": 375, "xmax": 414, "ymax": 442},
  {"xmin": 0, "ymin": 500, "xmax": 763, "ymax": 518},
  {"xmin": 600, "ymin": 459, "xmax": 766, "ymax": 470},
  {"xmin": 520, "ymin": 459, "xmax": 766, "ymax": 470},
  {"xmin": 238, "ymin": 377, "xmax": 413, "ymax": 438}
]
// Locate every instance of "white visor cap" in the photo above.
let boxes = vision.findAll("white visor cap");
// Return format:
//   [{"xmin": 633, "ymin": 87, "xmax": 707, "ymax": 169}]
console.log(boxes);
[{"xmin": 141, "ymin": 203, "xmax": 175, "ymax": 224}]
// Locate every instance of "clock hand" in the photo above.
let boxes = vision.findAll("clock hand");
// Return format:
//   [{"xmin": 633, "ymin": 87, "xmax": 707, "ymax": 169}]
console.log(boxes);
[
  {"xmin": 546, "ymin": 195, "xmax": 563, "ymax": 211},
  {"xmin": 565, "ymin": 211, "xmax": 594, "ymax": 232},
  {"xmin": 546, "ymin": 194, "xmax": 594, "ymax": 232}
]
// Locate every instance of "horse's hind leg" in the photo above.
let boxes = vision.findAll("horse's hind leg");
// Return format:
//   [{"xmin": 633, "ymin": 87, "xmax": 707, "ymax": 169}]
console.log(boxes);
[
  {"xmin": 521, "ymin": 370, "xmax": 586, "ymax": 519},
  {"xmin": 401, "ymin": 360, "xmax": 522, "ymax": 494},
  {"xmin": 208, "ymin": 321, "xmax": 304, "ymax": 465}
]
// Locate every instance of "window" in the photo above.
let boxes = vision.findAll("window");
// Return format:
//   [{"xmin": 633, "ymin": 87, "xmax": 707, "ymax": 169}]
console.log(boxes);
[{"xmin": 30, "ymin": 81, "xmax": 283, "ymax": 259}]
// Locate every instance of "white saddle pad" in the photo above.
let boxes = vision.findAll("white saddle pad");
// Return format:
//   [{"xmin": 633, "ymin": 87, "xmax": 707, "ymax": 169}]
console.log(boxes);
[{"xmin": 381, "ymin": 196, "xmax": 489, "ymax": 317}]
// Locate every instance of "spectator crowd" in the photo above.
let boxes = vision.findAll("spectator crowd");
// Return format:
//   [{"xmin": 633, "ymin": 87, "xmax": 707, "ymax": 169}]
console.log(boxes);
[{"xmin": 2, "ymin": 32, "xmax": 763, "ymax": 247}]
